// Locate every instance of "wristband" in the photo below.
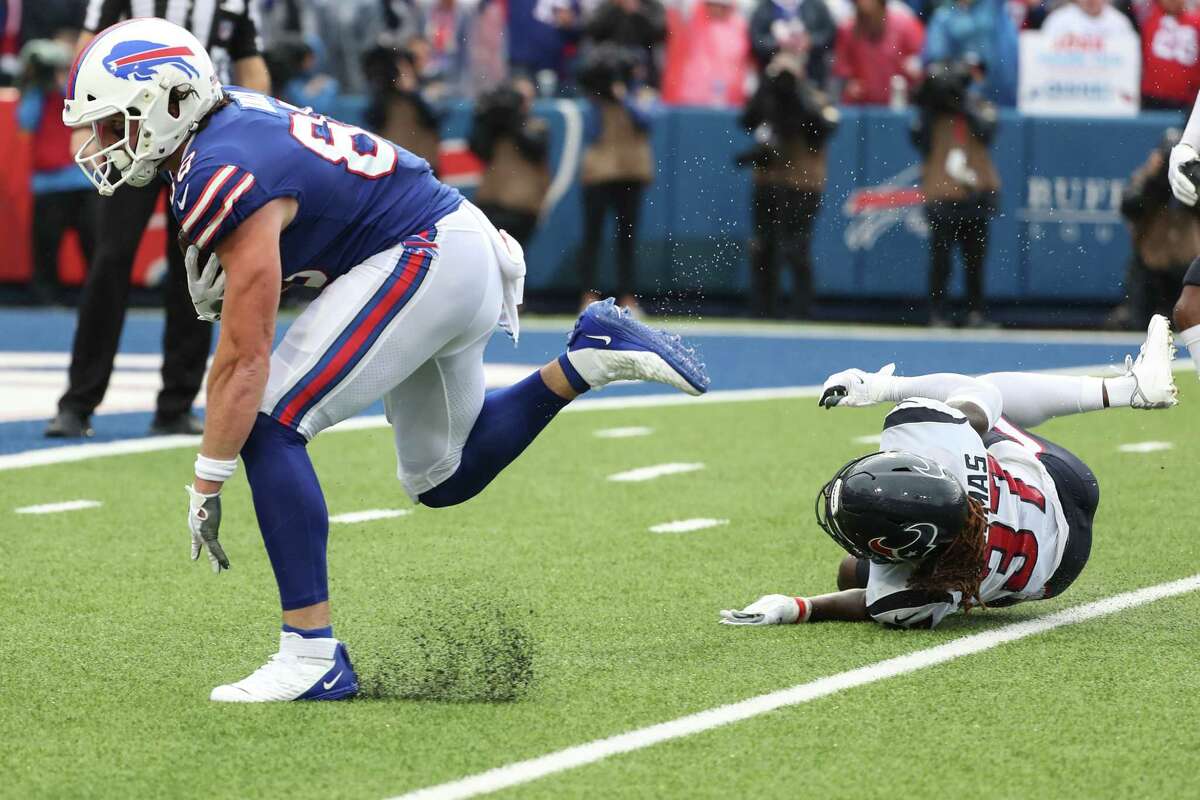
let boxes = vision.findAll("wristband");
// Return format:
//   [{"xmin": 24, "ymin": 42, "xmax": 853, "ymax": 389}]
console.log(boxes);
[
  {"xmin": 195, "ymin": 453, "xmax": 238, "ymax": 483},
  {"xmin": 793, "ymin": 597, "xmax": 812, "ymax": 624}
]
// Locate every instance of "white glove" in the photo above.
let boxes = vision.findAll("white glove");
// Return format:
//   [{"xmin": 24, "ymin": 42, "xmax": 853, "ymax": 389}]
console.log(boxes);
[
  {"xmin": 1169, "ymin": 143, "xmax": 1200, "ymax": 207},
  {"xmin": 819, "ymin": 363, "xmax": 897, "ymax": 408},
  {"xmin": 185, "ymin": 244, "xmax": 225, "ymax": 322},
  {"xmin": 719, "ymin": 594, "xmax": 806, "ymax": 626},
  {"xmin": 186, "ymin": 485, "xmax": 229, "ymax": 573}
]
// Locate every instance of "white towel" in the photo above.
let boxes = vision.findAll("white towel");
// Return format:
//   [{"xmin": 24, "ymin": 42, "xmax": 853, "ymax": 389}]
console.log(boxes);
[{"xmin": 463, "ymin": 201, "xmax": 526, "ymax": 344}]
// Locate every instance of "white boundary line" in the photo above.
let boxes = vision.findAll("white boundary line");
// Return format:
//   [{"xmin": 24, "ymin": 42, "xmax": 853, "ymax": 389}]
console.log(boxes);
[
  {"xmin": 0, "ymin": 387, "xmax": 821, "ymax": 473},
  {"xmin": 0, "ymin": 358, "xmax": 1188, "ymax": 473},
  {"xmin": 390, "ymin": 574, "xmax": 1200, "ymax": 800}
]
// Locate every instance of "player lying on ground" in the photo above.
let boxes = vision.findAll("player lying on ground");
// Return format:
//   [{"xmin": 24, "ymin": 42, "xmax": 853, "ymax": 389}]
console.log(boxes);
[
  {"xmin": 66, "ymin": 18, "xmax": 710, "ymax": 702},
  {"xmin": 720, "ymin": 316, "xmax": 1177, "ymax": 629}
]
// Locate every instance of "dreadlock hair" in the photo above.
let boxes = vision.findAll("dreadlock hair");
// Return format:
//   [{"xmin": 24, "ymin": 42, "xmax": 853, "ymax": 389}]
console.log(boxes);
[{"xmin": 906, "ymin": 497, "xmax": 989, "ymax": 611}]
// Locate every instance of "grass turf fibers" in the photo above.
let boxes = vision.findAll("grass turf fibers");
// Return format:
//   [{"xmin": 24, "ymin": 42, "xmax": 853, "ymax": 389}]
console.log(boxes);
[{"xmin": 1, "ymin": 391, "xmax": 1197, "ymax": 798}]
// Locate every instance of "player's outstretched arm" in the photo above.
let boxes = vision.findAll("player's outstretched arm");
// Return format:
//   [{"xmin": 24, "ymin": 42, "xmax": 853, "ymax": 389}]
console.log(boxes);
[
  {"xmin": 820, "ymin": 367, "xmax": 1001, "ymax": 434},
  {"xmin": 719, "ymin": 590, "xmax": 869, "ymax": 625}
]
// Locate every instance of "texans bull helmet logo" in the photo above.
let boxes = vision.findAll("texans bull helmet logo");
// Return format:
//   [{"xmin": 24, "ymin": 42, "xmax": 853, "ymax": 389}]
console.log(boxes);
[
  {"xmin": 104, "ymin": 40, "xmax": 199, "ymax": 82},
  {"xmin": 867, "ymin": 522, "xmax": 940, "ymax": 562}
]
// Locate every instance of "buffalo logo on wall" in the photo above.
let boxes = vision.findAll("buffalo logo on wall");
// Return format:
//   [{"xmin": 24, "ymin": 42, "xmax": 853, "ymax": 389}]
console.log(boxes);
[
  {"xmin": 841, "ymin": 164, "xmax": 928, "ymax": 250},
  {"xmin": 1019, "ymin": 176, "xmax": 1124, "ymax": 245}
]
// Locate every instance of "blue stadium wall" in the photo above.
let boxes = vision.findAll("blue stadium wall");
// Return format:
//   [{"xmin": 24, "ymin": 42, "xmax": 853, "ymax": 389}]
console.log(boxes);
[{"xmin": 330, "ymin": 99, "xmax": 1181, "ymax": 305}]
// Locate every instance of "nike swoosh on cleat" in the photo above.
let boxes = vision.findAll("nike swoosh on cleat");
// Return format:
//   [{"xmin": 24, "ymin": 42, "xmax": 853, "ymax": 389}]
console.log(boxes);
[
  {"xmin": 585, "ymin": 334, "xmax": 612, "ymax": 346},
  {"xmin": 323, "ymin": 671, "xmax": 343, "ymax": 690}
]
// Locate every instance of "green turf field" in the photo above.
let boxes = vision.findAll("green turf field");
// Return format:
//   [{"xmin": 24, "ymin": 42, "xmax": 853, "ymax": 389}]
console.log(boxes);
[{"xmin": 2, "ymin": 389, "xmax": 1198, "ymax": 799}]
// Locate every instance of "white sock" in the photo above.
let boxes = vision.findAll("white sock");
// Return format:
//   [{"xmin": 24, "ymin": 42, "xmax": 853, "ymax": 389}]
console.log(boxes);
[
  {"xmin": 980, "ymin": 373, "xmax": 1108, "ymax": 428},
  {"xmin": 1181, "ymin": 324, "xmax": 1200, "ymax": 378}
]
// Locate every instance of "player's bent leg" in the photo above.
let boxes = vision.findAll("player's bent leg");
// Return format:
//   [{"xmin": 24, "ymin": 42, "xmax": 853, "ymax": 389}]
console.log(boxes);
[
  {"xmin": 978, "ymin": 313, "xmax": 1178, "ymax": 428},
  {"xmin": 415, "ymin": 363, "xmax": 575, "ymax": 508},
  {"xmin": 410, "ymin": 305, "xmax": 711, "ymax": 508},
  {"xmin": 1032, "ymin": 436, "xmax": 1099, "ymax": 600}
]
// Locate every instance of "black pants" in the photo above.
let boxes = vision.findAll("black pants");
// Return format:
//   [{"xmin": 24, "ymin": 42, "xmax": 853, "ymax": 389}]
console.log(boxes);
[
  {"xmin": 579, "ymin": 180, "xmax": 644, "ymax": 297},
  {"xmin": 32, "ymin": 189, "xmax": 96, "ymax": 302},
  {"xmin": 1131, "ymin": 259, "xmax": 1189, "ymax": 322},
  {"xmin": 474, "ymin": 203, "xmax": 538, "ymax": 250},
  {"xmin": 751, "ymin": 185, "xmax": 821, "ymax": 318},
  {"xmin": 59, "ymin": 181, "xmax": 211, "ymax": 420},
  {"xmin": 926, "ymin": 201, "xmax": 991, "ymax": 316}
]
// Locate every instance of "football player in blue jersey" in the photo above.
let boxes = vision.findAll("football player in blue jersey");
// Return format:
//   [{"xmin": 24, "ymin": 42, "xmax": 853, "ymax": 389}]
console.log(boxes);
[{"xmin": 65, "ymin": 17, "xmax": 710, "ymax": 702}]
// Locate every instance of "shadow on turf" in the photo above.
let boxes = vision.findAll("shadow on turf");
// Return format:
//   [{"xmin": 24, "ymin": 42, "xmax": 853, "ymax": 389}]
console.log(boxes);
[{"xmin": 351, "ymin": 588, "xmax": 539, "ymax": 703}]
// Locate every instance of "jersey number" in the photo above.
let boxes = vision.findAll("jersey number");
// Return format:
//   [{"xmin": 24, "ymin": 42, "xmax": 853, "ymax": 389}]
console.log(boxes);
[
  {"xmin": 288, "ymin": 111, "xmax": 397, "ymax": 179},
  {"xmin": 986, "ymin": 522, "xmax": 1038, "ymax": 593}
]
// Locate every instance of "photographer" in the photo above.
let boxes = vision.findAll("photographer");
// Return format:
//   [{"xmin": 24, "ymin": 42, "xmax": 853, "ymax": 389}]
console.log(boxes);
[
  {"xmin": 576, "ymin": 43, "xmax": 656, "ymax": 312},
  {"xmin": 911, "ymin": 58, "xmax": 999, "ymax": 327},
  {"xmin": 362, "ymin": 37, "xmax": 442, "ymax": 174},
  {"xmin": 1119, "ymin": 130, "xmax": 1200, "ymax": 325},
  {"xmin": 469, "ymin": 79, "xmax": 552, "ymax": 248},
  {"xmin": 16, "ymin": 39, "xmax": 95, "ymax": 306},
  {"xmin": 737, "ymin": 53, "xmax": 838, "ymax": 318}
]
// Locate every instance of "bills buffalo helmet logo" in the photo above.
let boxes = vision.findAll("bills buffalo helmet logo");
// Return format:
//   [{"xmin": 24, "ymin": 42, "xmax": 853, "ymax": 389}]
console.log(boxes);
[
  {"xmin": 867, "ymin": 522, "xmax": 940, "ymax": 561},
  {"xmin": 104, "ymin": 41, "xmax": 199, "ymax": 82}
]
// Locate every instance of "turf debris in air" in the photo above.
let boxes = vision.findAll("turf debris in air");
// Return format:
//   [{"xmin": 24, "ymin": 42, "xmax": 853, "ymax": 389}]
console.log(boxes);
[{"xmin": 354, "ymin": 587, "xmax": 538, "ymax": 702}]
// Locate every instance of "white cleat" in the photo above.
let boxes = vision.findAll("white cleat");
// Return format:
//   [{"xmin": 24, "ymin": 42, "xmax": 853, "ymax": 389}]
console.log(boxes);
[
  {"xmin": 1124, "ymin": 314, "xmax": 1178, "ymax": 409},
  {"xmin": 210, "ymin": 632, "xmax": 358, "ymax": 703}
]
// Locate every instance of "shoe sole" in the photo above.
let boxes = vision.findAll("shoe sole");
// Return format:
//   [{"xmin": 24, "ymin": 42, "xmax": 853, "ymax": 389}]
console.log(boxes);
[
  {"xmin": 210, "ymin": 681, "xmax": 359, "ymax": 703},
  {"xmin": 575, "ymin": 301, "xmax": 710, "ymax": 395}
]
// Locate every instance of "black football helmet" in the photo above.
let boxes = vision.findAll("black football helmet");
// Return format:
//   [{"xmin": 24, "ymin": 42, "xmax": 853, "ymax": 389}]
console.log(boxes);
[{"xmin": 815, "ymin": 451, "xmax": 969, "ymax": 564}]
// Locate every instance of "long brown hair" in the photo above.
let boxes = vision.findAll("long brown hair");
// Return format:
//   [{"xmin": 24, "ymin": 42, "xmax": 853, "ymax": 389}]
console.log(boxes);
[{"xmin": 906, "ymin": 498, "xmax": 989, "ymax": 611}]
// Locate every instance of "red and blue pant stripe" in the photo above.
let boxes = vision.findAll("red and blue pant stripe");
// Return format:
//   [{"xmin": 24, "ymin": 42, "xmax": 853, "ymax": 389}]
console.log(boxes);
[{"xmin": 271, "ymin": 228, "xmax": 438, "ymax": 430}]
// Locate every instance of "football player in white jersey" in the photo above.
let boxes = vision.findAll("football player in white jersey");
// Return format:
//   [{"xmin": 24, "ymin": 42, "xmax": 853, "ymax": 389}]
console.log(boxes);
[{"xmin": 721, "ymin": 315, "xmax": 1178, "ymax": 629}]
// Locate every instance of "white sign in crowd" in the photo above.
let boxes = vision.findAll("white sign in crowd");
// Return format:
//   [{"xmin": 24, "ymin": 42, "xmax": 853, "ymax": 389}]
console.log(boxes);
[{"xmin": 1018, "ymin": 30, "xmax": 1142, "ymax": 117}]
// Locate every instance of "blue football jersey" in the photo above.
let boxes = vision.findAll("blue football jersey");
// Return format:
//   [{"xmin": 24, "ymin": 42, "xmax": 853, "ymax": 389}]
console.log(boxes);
[{"xmin": 168, "ymin": 88, "xmax": 462, "ymax": 286}]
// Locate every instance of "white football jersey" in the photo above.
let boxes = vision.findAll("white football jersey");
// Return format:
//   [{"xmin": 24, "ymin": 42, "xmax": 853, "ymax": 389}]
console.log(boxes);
[{"xmin": 865, "ymin": 399, "xmax": 1071, "ymax": 629}]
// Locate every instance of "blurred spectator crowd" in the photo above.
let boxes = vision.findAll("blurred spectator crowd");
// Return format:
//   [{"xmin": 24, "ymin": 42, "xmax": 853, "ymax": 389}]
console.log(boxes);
[
  {"xmin": 3, "ymin": 0, "xmax": 1199, "ymax": 327},
  {"xmin": 5, "ymin": 0, "xmax": 1200, "ymax": 112}
]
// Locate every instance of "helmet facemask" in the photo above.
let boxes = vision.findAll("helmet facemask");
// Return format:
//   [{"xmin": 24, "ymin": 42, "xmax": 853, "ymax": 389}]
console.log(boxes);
[{"xmin": 73, "ymin": 79, "xmax": 217, "ymax": 196}]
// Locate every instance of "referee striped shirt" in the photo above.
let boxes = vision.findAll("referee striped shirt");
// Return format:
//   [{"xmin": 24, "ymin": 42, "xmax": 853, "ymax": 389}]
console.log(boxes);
[{"xmin": 83, "ymin": 0, "xmax": 263, "ymax": 83}]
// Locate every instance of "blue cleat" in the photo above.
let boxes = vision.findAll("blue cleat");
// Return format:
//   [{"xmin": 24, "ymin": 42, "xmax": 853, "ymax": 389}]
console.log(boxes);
[
  {"xmin": 210, "ymin": 632, "xmax": 359, "ymax": 702},
  {"xmin": 565, "ymin": 298, "xmax": 710, "ymax": 395}
]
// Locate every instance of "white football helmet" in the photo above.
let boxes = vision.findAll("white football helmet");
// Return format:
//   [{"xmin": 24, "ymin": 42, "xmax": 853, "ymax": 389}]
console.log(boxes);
[{"xmin": 63, "ymin": 17, "xmax": 222, "ymax": 195}]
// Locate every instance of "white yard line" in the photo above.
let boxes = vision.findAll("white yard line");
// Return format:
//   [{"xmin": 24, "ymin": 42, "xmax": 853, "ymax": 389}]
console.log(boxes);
[
  {"xmin": 390, "ymin": 573, "xmax": 1200, "ymax": 800},
  {"xmin": 648, "ymin": 518, "xmax": 728, "ymax": 534},
  {"xmin": 15, "ymin": 499, "xmax": 102, "ymax": 514},
  {"xmin": 329, "ymin": 509, "xmax": 412, "ymax": 524},
  {"xmin": 1117, "ymin": 441, "xmax": 1174, "ymax": 453},
  {"xmin": 593, "ymin": 426, "xmax": 654, "ymax": 439},
  {"xmin": 853, "ymin": 434, "xmax": 883, "ymax": 445},
  {"xmin": 607, "ymin": 463, "xmax": 705, "ymax": 483}
]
